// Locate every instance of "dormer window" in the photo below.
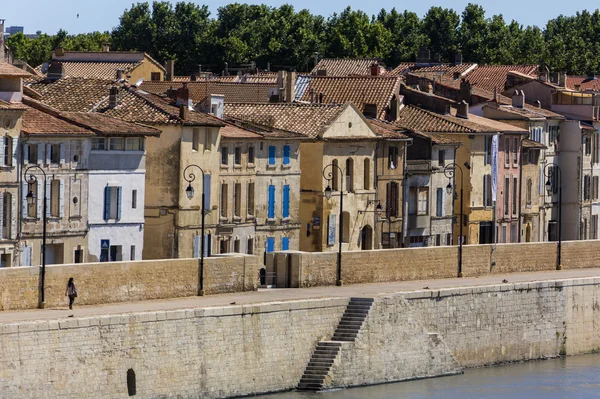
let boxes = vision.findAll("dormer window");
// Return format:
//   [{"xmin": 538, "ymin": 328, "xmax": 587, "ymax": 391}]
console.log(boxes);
[{"xmin": 363, "ymin": 103, "xmax": 378, "ymax": 118}]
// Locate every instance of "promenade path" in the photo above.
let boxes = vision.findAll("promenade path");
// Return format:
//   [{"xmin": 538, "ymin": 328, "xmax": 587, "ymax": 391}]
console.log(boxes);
[{"xmin": 2, "ymin": 267, "xmax": 600, "ymax": 323}]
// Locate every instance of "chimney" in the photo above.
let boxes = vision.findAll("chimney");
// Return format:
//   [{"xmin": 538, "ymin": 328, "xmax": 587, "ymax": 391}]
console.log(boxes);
[
  {"xmin": 493, "ymin": 87, "xmax": 498, "ymax": 102},
  {"xmin": 512, "ymin": 90, "xmax": 525, "ymax": 108},
  {"xmin": 318, "ymin": 93, "xmax": 323, "ymax": 104},
  {"xmin": 267, "ymin": 62, "xmax": 271, "ymax": 72},
  {"xmin": 459, "ymin": 79, "xmax": 472, "ymax": 104},
  {"xmin": 558, "ymin": 72, "xmax": 567, "ymax": 88},
  {"xmin": 370, "ymin": 62, "xmax": 381, "ymax": 76},
  {"xmin": 166, "ymin": 60, "xmax": 175, "ymax": 81},
  {"xmin": 175, "ymin": 83, "xmax": 191, "ymax": 107},
  {"xmin": 456, "ymin": 100, "xmax": 469, "ymax": 119},
  {"xmin": 277, "ymin": 70, "xmax": 286, "ymax": 102},
  {"xmin": 431, "ymin": 53, "xmax": 441, "ymax": 63},
  {"xmin": 179, "ymin": 104, "xmax": 188, "ymax": 120},
  {"xmin": 453, "ymin": 53, "xmax": 462, "ymax": 65},
  {"xmin": 309, "ymin": 88, "xmax": 314, "ymax": 103},
  {"xmin": 46, "ymin": 61, "xmax": 65, "ymax": 81},
  {"xmin": 587, "ymin": 70, "xmax": 596, "ymax": 80},
  {"xmin": 285, "ymin": 71, "xmax": 296, "ymax": 102},
  {"xmin": 109, "ymin": 86, "xmax": 119, "ymax": 108},
  {"xmin": 416, "ymin": 47, "xmax": 430, "ymax": 64},
  {"xmin": 54, "ymin": 47, "xmax": 65, "ymax": 57},
  {"xmin": 314, "ymin": 52, "xmax": 319, "ymax": 68},
  {"xmin": 453, "ymin": 71, "xmax": 460, "ymax": 80},
  {"xmin": 116, "ymin": 69, "xmax": 124, "ymax": 81},
  {"xmin": 102, "ymin": 42, "xmax": 110, "ymax": 52},
  {"xmin": 0, "ymin": 19, "xmax": 4, "ymax": 61},
  {"xmin": 224, "ymin": 62, "xmax": 229, "ymax": 76}
]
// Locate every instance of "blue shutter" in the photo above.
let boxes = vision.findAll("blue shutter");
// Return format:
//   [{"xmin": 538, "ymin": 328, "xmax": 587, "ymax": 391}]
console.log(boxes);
[
  {"xmin": 203, "ymin": 234, "xmax": 209, "ymax": 257},
  {"xmin": 193, "ymin": 235, "xmax": 200, "ymax": 258},
  {"xmin": 266, "ymin": 237, "xmax": 275, "ymax": 253},
  {"xmin": 203, "ymin": 174, "xmax": 211, "ymax": 209},
  {"xmin": 268, "ymin": 185, "xmax": 275, "ymax": 218},
  {"xmin": 268, "ymin": 146, "xmax": 276, "ymax": 165},
  {"xmin": 116, "ymin": 186, "xmax": 122, "ymax": 220},
  {"xmin": 283, "ymin": 145, "xmax": 290, "ymax": 165},
  {"xmin": 282, "ymin": 185, "xmax": 290, "ymax": 218},
  {"xmin": 282, "ymin": 237, "xmax": 289, "ymax": 251},
  {"xmin": 103, "ymin": 186, "xmax": 111, "ymax": 220}
]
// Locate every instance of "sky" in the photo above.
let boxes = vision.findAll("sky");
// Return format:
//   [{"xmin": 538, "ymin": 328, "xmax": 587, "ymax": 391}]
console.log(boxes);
[{"xmin": 1, "ymin": 0, "xmax": 598, "ymax": 35}]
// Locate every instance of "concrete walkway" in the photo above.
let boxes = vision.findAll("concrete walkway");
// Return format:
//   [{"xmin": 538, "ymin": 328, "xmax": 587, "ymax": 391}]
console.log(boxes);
[{"xmin": 2, "ymin": 267, "xmax": 600, "ymax": 323}]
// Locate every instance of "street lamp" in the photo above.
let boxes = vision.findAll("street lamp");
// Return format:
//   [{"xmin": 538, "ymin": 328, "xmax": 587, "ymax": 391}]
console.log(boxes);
[
  {"xmin": 544, "ymin": 163, "xmax": 562, "ymax": 269},
  {"xmin": 444, "ymin": 163, "xmax": 464, "ymax": 277},
  {"xmin": 359, "ymin": 201, "xmax": 392, "ymax": 248},
  {"xmin": 183, "ymin": 164, "xmax": 207, "ymax": 296},
  {"xmin": 24, "ymin": 165, "xmax": 48, "ymax": 309},
  {"xmin": 322, "ymin": 163, "xmax": 344, "ymax": 286}
]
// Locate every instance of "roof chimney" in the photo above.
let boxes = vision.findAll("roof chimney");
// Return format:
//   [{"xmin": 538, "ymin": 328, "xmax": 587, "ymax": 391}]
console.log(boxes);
[
  {"xmin": 558, "ymin": 72, "xmax": 567, "ymax": 88},
  {"xmin": 453, "ymin": 53, "xmax": 462, "ymax": 65},
  {"xmin": 179, "ymin": 104, "xmax": 188, "ymax": 120},
  {"xmin": 46, "ymin": 61, "xmax": 65, "ymax": 81},
  {"xmin": 224, "ymin": 62, "xmax": 229, "ymax": 76},
  {"xmin": 456, "ymin": 100, "xmax": 469, "ymax": 119},
  {"xmin": 54, "ymin": 47, "xmax": 65, "ymax": 57},
  {"xmin": 166, "ymin": 60, "xmax": 175, "ymax": 81},
  {"xmin": 370, "ymin": 62, "xmax": 381, "ymax": 76},
  {"xmin": 277, "ymin": 70, "xmax": 285, "ymax": 102},
  {"xmin": 0, "ymin": 19, "xmax": 4, "ymax": 61},
  {"xmin": 285, "ymin": 71, "xmax": 296, "ymax": 102},
  {"xmin": 314, "ymin": 52, "xmax": 319, "ymax": 68},
  {"xmin": 102, "ymin": 42, "xmax": 110, "ymax": 52},
  {"xmin": 109, "ymin": 86, "xmax": 119, "ymax": 108},
  {"xmin": 175, "ymin": 83, "xmax": 191, "ymax": 107},
  {"xmin": 116, "ymin": 69, "xmax": 124, "ymax": 81},
  {"xmin": 416, "ymin": 47, "xmax": 430, "ymax": 64},
  {"xmin": 318, "ymin": 93, "xmax": 323, "ymax": 104},
  {"xmin": 459, "ymin": 79, "xmax": 472, "ymax": 104},
  {"xmin": 512, "ymin": 90, "xmax": 525, "ymax": 108},
  {"xmin": 309, "ymin": 88, "xmax": 314, "ymax": 103}
]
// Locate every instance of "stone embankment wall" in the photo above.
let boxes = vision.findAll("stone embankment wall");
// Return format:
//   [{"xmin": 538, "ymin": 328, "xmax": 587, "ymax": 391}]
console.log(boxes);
[
  {"xmin": 270, "ymin": 240, "xmax": 600, "ymax": 287},
  {"xmin": 0, "ymin": 255, "xmax": 260, "ymax": 311},
  {"xmin": 2, "ymin": 277, "xmax": 600, "ymax": 398}
]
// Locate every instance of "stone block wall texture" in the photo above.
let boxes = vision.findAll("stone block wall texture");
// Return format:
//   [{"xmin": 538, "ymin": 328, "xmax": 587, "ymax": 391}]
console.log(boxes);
[
  {"xmin": 0, "ymin": 256, "xmax": 260, "ymax": 311},
  {"xmin": 0, "ymin": 298, "xmax": 347, "ymax": 399}
]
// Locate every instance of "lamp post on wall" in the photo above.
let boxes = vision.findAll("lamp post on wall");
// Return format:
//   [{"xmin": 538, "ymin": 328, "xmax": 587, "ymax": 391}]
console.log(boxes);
[
  {"xmin": 24, "ymin": 165, "xmax": 47, "ymax": 309},
  {"xmin": 544, "ymin": 163, "xmax": 562, "ymax": 269},
  {"xmin": 358, "ymin": 201, "xmax": 388, "ymax": 247},
  {"xmin": 323, "ymin": 162, "xmax": 344, "ymax": 286},
  {"xmin": 183, "ymin": 164, "xmax": 207, "ymax": 296},
  {"xmin": 444, "ymin": 163, "xmax": 464, "ymax": 277}
]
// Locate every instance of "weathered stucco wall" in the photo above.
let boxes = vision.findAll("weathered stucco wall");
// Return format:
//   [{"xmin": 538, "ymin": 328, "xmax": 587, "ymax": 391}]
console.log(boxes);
[{"xmin": 0, "ymin": 255, "xmax": 260, "ymax": 310}]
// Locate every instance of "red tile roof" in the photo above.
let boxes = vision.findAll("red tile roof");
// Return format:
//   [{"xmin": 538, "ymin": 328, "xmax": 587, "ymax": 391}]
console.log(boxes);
[
  {"xmin": 566, "ymin": 76, "xmax": 600, "ymax": 91},
  {"xmin": 60, "ymin": 112, "xmax": 161, "ymax": 136},
  {"xmin": 22, "ymin": 107, "xmax": 93, "ymax": 136},
  {"xmin": 220, "ymin": 121, "xmax": 263, "ymax": 139},
  {"xmin": 140, "ymin": 81, "xmax": 276, "ymax": 104},
  {"xmin": 35, "ymin": 61, "xmax": 142, "ymax": 80},
  {"xmin": 311, "ymin": 58, "xmax": 380, "ymax": 76},
  {"xmin": 0, "ymin": 100, "xmax": 27, "ymax": 110},
  {"xmin": 367, "ymin": 119, "xmax": 409, "ymax": 139},
  {"xmin": 0, "ymin": 62, "xmax": 31, "ymax": 78},
  {"xmin": 388, "ymin": 63, "xmax": 476, "ymax": 79},
  {"xmin": 461, "ymin": 65, "xmax": 539, "ymax": 92}
]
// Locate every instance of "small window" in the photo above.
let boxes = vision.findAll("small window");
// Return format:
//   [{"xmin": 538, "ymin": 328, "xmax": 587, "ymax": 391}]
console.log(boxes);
[
  {"xmin": 50, "ymin": 144, "xmax": 60, "ymax": 164},
  {"xmin": 247, "ymin": 238, "xmax": 254, "ymax": 255},
  {"xmin": 50, "ymin": 179, "xmax": 60, "ymax": 217},
  {"xmin": 234, "ymin": 239, "xmax": 240, "ymax": 253},
  {"xmin": 268, "ymin": 146, "xmax": 276, "ymax": 165},
  {"xmin": 132, "ymin": 189, "xmax": 137, "ymax": 209},
  {"xmin": 234, "ymin": 147, "xmax": 241, "ymax": 165},
  {"xmin": 130, "ymin": 245, "xmax": 136, "ymax": 260},
  {"xmin": 247, "ymin": 182, "xmax": 255, "ymax": 216},
  {"xmin": 220, "ymin": 184, "xmax": 228, "ymax": 218},
  {"xmin": 109, "ymin": 138, "xmax": 124, "ymax": 151},
  {"xmin": 28, "ymin": 144, "xmax": 38, "ymax": 163},
  {"xmin": 438, "ymin": 150, "xmax": 445, "ymax": 166},
  {"xmin": 221, "ymin": 147, "xmax": 228, "ymax": 165},
  {"xmin": 151, "ymin": 72, "xmax": 161, "ymax": 81},
  {"xmin": 92, "ymin": 138, "xmax": 106, "ymax": 150},
  {"xmin": 504, "ymin": 138, "xmax": 510, "ymax": 167},
  {"xmin": 204, "ymin": 130, "xmax": 212, "ymax": 151},
  {"xmin": 3, "ymin": 137, "xmax": 11, "ymax": 166},
  {"xmin": 283, "ymin": 145, "xmax": 290, "ymax": 165},
  {"xmin": 513, "ymin": 138, "xmax": 518, "ymax": 165},
  {"xmin": 192, "ymin": 128, "xmax": 200, "ymax": 151},
  {"xmin": 234, "ymin": 183, "xmax": 241, "ymax": 217},
  {"xmin": 126, "ymin": 137, "xmax": 143, "ymax": 151},
  {"xmin": 248, "ymin": 146, "xmax": 255, "ymax": 164},
  {"xmin": 388, "ymin": 146, "xmax": 398, "ymax": 169}
]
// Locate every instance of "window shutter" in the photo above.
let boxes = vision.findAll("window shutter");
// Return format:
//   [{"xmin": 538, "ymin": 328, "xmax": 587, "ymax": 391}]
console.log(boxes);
[
  {"xmin": 21, "ymin": 245, "xmax": 32, "ymax": 267},
  {"xmin": 37, "ymin": 144, "xmax": 43, "ymax": 165},
  {"xmin": 45, "ymin": 180, "xmax": 51, "ymax": 218},
  {"xmin": 203, "ymin": 174, "xmax": 211, "ymax": 210},
  {"xmin": 59, "ymin": 180, "xmax": 65, "ymax": 218},
  {"xmin": 539, "ymin": 166, "xmax": 543, "ymax": 195},
  {"xmin": 0, "ymin": 138, "xmax": 5, "ymax": 167},
  {"xmin": 484, "ymin": 136, "xmax": 489, "ymax": 165},
  {"xmin": 10, "ymin": 193, "xmax": 16, "ymax": 240},
  {"xmin": 203, "ymin": 234, "xmax": 209, "ymax": 257},
  {"xmin": 282, "ymin": 237, "xmax": 289, "ymax": 251},
  {"xmin": 45, "ymin": 144, "xmax": 51, "ymax": 164},
  {"xmin": 483, "ymin": 175, "xmax": 488, "ymax": 206},
  {"xmin": 104, "ymin": 186, "xmax": 111, "ymax": 220},
  {"xmin": 117, "ymin": 186, "xmax": 122, "ymax": 220},
  {"xmin": 268, "ymin": 185, "xmax": 275, "ymax": 218},
  {"xmin": 10, "ymin": 137, "xmax": 16, "ymax": 167},
  {"xmin": 0, "ymin": 192, "xmax": 4, "ymax": 240},
  {"xmin": 282, "ymin": 185, "xmax": 290, "ymax": 218},
  {"xmin": 21, "ymin": 181, "xmax": 28, "ymax": 219},
  {"xmin": 283, "ymin": 145, "xmax": 290, "ymax": 165},
  {"xmin": 59, "ymin": 143, "xmax": 65, "ymax": 165},
  {"xmin": 266, "ymin": 237, "xmax": 275, "ymax": 253},
  {"xmin": 268, "ymin": 146, "xmax": 275, "ymax": 165},
  {"xmin": 193, "ymin": 235, "xmax": 200, "ymax": 258},
  {"xmin": 23, "ymin": 144, "xmax": 29, "ymax": 165},
  {"xmin": 36, "ymin": 180, "xmax": 42, "ymax": 218}
]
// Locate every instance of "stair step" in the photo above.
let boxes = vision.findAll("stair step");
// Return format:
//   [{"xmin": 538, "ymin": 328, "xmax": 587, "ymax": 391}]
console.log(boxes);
[
  {"xmin": 310, "ymin": 354, "xmax": 336, "ymax": 360},
  {"xmin": 314, "ymin": 346, "xmax": 340, "ymax": 352},
  {"xmin": 332, "ymin": 337, "xmax": 355, "ymax": 342},
  {"xmin": 300, "ymin": 376, "xmax": 325, "ymax": 383},
  {"xmin": 302, "ymin": 373, "xmax": 327, "ymax": 380},
  {"xmin": 297, "ymin": 384, "xmax": 323, "ymax": 390},
  {"xmin": 340, "ymin": 315, "xmax": 367, "ymax": 321},
  {"xmin": 350, "ymin": 297, "xmax": 374, "ymax": 302},
  {"xmin": 347, "ymin": 304, "xmax": 372, "ymax": 309},
  {"xmin": 318, "ymin": 341, "xmax": 342, "ymax": 346},
  {"xmin": 305, "ymin": 366, "xmax": 331, "ymax": 372},
  {"xmin": 304, "ymin": 368, "xmax": 330, "ymax": 375},
  {"xmin": 307, "ymin": 360, "xmax": 334, "ymax": 367}
]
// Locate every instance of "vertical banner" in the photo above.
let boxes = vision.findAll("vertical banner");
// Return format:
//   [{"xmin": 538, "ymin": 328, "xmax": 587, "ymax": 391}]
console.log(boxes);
[
  {"xmin": 491, "ymin": 134, "xmax": 499, "ymax": 201},
  {"xmin": 327, "ymin": 214, "xmax": 336, "ymax": 246}
]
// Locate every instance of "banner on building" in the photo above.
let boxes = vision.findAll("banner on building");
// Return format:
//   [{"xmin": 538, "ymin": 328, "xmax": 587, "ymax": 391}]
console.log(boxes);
[
  {"xmin": 491, "ymin": 134, "xmax": 499, "ymax": 201},
  {"xmin": 327, "ymin": 214, "xmax": 336, "ymax": 246}
]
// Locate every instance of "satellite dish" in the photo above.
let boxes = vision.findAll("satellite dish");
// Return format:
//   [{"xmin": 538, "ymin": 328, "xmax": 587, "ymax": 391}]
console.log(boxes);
[{"xmin": 134, "ymin": 77, "xmax": 144, "ymax": 87}]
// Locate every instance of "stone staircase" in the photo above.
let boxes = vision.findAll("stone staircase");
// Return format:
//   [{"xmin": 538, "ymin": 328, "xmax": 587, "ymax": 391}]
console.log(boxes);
[{"xmin": 297, "ymin": 297, "xmax": 374, "ymax": 391}]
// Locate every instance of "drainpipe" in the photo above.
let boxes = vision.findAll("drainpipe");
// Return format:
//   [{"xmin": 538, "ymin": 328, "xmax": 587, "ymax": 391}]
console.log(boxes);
[{"xmin": 401, "ymin": 138, "xmax": 413, "ymax": 247}]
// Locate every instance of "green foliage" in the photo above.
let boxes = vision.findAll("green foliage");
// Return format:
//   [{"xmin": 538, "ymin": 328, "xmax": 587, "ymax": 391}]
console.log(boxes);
[{"xmin": 8, "ymin": 2, "xmax": 600, "ymax": 75}]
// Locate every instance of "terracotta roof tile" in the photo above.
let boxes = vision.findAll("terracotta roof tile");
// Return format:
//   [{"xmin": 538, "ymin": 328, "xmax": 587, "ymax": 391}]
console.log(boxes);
[
  {"xmin": 22, "ymin": 107, "xmax": 93, "ymax": 136},
  {"xmin": 294, "ymin": 75, "xmax": 401, "ymax": 120},
  {"xmin": 522, "ymin": 138, "xmax": 547, "ymax": 149},
  {"xmin": 566, "ymin": 76, "xmax": 600, "ymax": 91},
  {"xmin": 0, "ymin": 100, "xmax": 27, "ymax": 110},
  {"xmin": 59, "ymin": 112, "xmax": 161, "ymax": 136},
  {"xmin": 462, "ymin": 65, "xmax": 539, "ymax": 92},
  {"xmin": 224, "ymin": 102, "xmax": 344, "ymax": 138},
  {"xmin": 140, "ymin": 81, "xmax": 276, "ymax": 104},
  {"xmin": 220, "ymin": 121, "xmax": 263, "ymax": 139},
  {"xmin": 367, "ymin": 119, "xmax": 408, "ymax": 139},
  {"xmin": 36, "ymin": 61, "xmax": 142, "ymax": 80},
  {"xmin": 311, "ymin": 58, "xmax": 379, "ymax": 76},
  {"xmin": 388, "ymin": 63, "xmax": 476, "ymax": 78},
  {"xmin": 0, "ymin": 62, "xmax": 31, "ymax": 78}
]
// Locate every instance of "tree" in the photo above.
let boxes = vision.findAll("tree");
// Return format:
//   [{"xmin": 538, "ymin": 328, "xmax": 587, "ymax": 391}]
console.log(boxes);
[
  {"xmin": 377, "ymin": 9, "xmax": 425, "ymax": 65},
  {"xmin": 422, "ymin": 7, "xmax": 460, "ymax": 62},
  {"xmin": 458, "ymin": 3, "xmax": 488, "ymax": 63}
]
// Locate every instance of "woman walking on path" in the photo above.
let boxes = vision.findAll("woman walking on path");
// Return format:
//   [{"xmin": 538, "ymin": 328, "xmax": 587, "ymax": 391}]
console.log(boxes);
[{"xmin": 65, "ymin": 277, "xmax": 77, "ymax": 310}]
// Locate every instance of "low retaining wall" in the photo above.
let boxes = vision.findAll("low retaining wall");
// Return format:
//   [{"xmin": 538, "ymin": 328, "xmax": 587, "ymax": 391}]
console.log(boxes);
[
  {"xmin": 268, "ymin": 240, "xmax": 600, "ymax": 288},
  {"xmin": 0, "ymin": 255, "xmax": 260, "ymax": 311}
]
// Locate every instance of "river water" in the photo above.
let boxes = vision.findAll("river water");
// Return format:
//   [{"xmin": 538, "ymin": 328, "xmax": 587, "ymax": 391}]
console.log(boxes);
[{"xmin": 257, "ymin": 354, "xmax": 600, "ymax": 399}]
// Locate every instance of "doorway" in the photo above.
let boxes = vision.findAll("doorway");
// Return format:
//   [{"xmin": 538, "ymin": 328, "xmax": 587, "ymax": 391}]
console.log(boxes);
[
  {"xmin": 479, "ymin": 222, "xmax": 493, "ymax": 244},
  {"xmin": 361, "ymin": 225, "xmax": 373, "ymax": 250}
]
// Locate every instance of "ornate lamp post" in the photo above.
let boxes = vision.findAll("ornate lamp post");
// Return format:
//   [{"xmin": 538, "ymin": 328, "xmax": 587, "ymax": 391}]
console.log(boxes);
[
  {"xmin": 323, "ymin": 162, "xmax": 344, "ymax": 286},
  {"xmin": 544, "ymin": 163, "xmax": 562, "ymax": 269},
  {"xmin": 445, "ymin": 163, "xmax": 464, "ymax": 277},
  {"xmin": 24, "ymin": 165, "xmax": 48, "ymax": 308},
  {"xmin": 359, "ymin": 201, "xmax": 389, "ymax": 247},
  {"xmin": 183, "ymin": 164, "xmax": 207, "ymax": 296}
]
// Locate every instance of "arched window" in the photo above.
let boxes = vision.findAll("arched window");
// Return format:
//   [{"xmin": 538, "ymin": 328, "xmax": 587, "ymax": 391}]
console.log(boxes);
[
  {"xmin": 331, "ymin": 159, "xmax": 339, "ymax": 191},
  {"xmin": 363, "ymin": 158, "xmax": 370, "ymax": 190},
  {"xmin": 526, "ymin": 178, "xmax": 532, "ymax": 206},
  {"xmin": 345, "ymin": 158, "xmax": 354, "ymax": 192},
  {"xmin": 341, "ymin": 211, "xmax": 350, "ymax": 243}
]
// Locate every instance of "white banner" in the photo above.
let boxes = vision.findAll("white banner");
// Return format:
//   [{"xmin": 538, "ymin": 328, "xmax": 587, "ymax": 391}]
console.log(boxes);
[{"xmin": 491, "ymin": 134, "xmax": 499, "ymax": 202}]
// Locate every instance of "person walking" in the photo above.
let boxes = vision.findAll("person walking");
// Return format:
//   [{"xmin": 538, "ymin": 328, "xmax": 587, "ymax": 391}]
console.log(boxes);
[{"xmin": 65, "ymin": 277, "xmax": 77, "ymax": 310}]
